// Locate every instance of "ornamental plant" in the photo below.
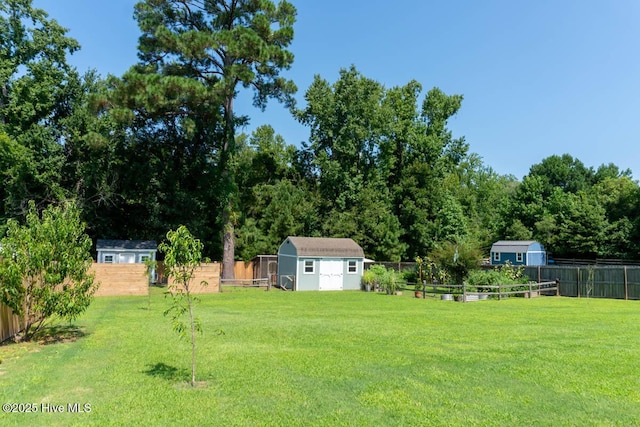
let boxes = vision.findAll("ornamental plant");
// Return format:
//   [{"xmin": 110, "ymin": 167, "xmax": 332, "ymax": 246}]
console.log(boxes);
[{"xmin": 0, "ymin": 200, "xmax": 97, "ymax": 341}]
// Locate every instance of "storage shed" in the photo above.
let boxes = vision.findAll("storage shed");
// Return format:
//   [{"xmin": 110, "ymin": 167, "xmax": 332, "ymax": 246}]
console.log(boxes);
[
  {"xmin": 96, "ymin": 239, "xmax": 158, "ymax": 264},
  {"xmin": 96, "ymin": 240, "xmax": 158, "ymax": 283},
  {"xmin": 277, "ymin": 237, "xmax": 365, "ymax": 291},
  {"xmin": 490, "ymin": 240, "xmax": 546, "ymax": 266}
]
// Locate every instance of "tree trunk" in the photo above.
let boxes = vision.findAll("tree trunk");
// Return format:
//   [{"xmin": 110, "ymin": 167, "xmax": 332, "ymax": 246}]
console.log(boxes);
[
  {"xmin": 221, "ymin": 94, "xmax": 236, "ymax": 281},
  {"xmin": 188, "ymin": 294, "xmax": 196, "ymax": 387},
  {"xmin": 222, "ymin": 206, "xmax": 235, "ymax": 281}
]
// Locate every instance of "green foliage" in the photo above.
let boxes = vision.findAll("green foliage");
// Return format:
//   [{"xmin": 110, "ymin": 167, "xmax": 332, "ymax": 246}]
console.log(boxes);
[
  {"xmin": 0, "ymin": 200, "xmax": 96, "ymax": 340},
  {"xmin": 466, "ymin": 261, "xmax": 528, "ymax": 293},
  {"xmin": 380, "ymin": 269, "xmax": 401, "ymax": 295},
  {"xmin": 158, "ymin": 225, "xmax": 208, "ymax": 386},
  {"xmin": 128, "ymin": 0, "xmax": 298, "ymax": 279},
  {"xmin": 500, "ymin": 154, "xmax": 640, "ymax": 260},
  {"xmin": 297, "ymin": 66, "xmax": 385, "ymax": 213},
  {"xmin": 296, "ymin": 67, "xmax": 469, "ymax": 260},
  {"xmin": 363, "ymin": 265, "xmax": 402, "ymax": 294},
  {"xmin": 528, "ymin": 154, "xmax": 594, "ymax": 196},
  {"xmin": 406, "ymin": 256, "xmax": 437, "ymax": 291},
  {"xmin": 0, "ymin": 0, "xmax": 82, "ymax": 220},
  {"xmin": 2, "ymin": 2, "xmax": 640, "ymax": 266},
  {"xmin": 236, "ymin": 178, "xmax": 317, "ymax": 261},
  {"xmin": 430, "ymin": 241, "xmax": 482, "ymax": 286},
  {"xmin": 361, "ymin": 269, "xmax": 377, "ymax": 290}
]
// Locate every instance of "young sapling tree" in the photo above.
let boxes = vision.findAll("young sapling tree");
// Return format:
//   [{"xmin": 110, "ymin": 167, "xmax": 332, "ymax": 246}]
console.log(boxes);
[{"xmin": 159, "ymin": 225, "xmax": 208, "ymax": 386}]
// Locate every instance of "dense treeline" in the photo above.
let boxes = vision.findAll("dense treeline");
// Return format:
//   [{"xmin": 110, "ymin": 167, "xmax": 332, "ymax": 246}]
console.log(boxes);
[{"xmin": 1, "ymin": 0, "xmax": 639, "ymax": 265}]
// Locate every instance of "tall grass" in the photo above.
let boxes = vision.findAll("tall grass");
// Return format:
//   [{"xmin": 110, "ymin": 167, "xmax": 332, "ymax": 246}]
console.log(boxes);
[{"xmin": 1, "ymin": 289, "xmax": 639, "ymax": 426}]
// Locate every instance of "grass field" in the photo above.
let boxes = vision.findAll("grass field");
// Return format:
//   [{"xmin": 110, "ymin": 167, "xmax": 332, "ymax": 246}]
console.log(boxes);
[{"xmin": 1, "ymin": 288, "xmax": 639, "ymax": 426}]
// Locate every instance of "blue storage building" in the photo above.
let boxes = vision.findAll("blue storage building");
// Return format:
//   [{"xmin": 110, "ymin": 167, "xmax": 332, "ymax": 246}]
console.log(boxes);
[{"xmin": 490, "ymin": 240, "xmax": 547, "ymax": 266}]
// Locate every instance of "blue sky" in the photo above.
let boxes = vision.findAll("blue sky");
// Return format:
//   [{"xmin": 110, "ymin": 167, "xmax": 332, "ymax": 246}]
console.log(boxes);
[{"xmin": 34, "ymin": 0, "xmax": 640, "ymax": 179}]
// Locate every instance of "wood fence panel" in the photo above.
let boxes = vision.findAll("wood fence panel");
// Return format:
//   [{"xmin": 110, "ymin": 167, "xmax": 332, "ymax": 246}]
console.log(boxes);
[
  {"xmin": 92, "ymin": 263, "xmax": 149, "ymax": 297},
  {"xmin": 0, "ymin": 304, "xmax": 21, "ymax": 343},
  {"xmin": 234, "ymin": 261, "xmax": 253, "ymax": 281},
  {"xmin": 628, "ymin": 268, "xmax": 640, "ymax": 299},
  {"xmin": 524, "ymin": 265, "xmax": 640, "ymax": 300},
  {"xmin": 168, "ymin": 263, "xmax": 220, "ymax": 293}
]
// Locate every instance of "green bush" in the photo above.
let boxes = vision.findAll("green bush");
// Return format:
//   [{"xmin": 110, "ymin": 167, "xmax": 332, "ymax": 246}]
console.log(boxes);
[
  {"xmin": 363, "ymin": 265, "xmax": 402, "ymax": 294},
  {"xmin": 380, "ymin": 269, "xmax": 401, "ymax": 294},
  {"xmin": 361, "ymin": 269, "xmax": 377, "ymax": 290},
  {"xmin": 466, "ymin": 262, "xmax": 529, "ymax": 293},
  {"xmin": 0, "ymin": 200, "xmax": 97, "ymax": 341},
  {"xmin": 430, "ymin": 241, "xmax": 482, "ymax": 287}
]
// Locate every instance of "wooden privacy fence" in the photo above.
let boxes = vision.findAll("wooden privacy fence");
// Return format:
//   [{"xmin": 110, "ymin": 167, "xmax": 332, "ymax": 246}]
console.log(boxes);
[
  {"xmin": 0, "ymin": 304, "xmax": 21, "ymax": 343},
  {"xmin": 167, "ymin": 263, "xmax": 221, "ymax": 293},
  {"xmin": 92, "ymin": 262, "xmax": 223, "ymax": 295},
  {"xmin": 92, "ymin": 263, "xmax": 149, "ymax": 297},
  {"xmin": 524, "ymin": 265, "xmax": 640, "ymax": 300},
  {"xmin": 233, "ymin": 261, "xmax": 253, "ymax": 281}
]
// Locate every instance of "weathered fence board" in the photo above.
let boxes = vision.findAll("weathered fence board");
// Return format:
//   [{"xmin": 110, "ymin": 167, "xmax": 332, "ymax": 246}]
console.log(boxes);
[
  {"xmin": 0, "ymin": 304, "xmax": 21, "ymax": 343},
  {"xmin": 524, "ymin": 265, "xmax": 640, "ymax": 300}
]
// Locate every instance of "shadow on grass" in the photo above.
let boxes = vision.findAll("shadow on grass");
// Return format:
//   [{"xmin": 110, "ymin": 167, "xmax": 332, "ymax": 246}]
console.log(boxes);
[
  {"xmin": 32, "ymin": 324, "xmax": 86, "ymax": 345},
  {"xmin": 2, "ymin": 324, "xmax": 86, "ymax": 346},
  {"xmin": 143, "ymin": 362, "xmax": 189, "ymax": 382}
]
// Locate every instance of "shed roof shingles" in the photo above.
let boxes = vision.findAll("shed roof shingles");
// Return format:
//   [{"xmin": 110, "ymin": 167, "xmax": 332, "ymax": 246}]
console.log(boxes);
[
  {"xmin": 96, "ymin": 239, "xmax": 157, "ymax": 250},
  {"xmin": 286, "ymin": 237, "xmax": 364, "ymax": 258},
  {"xmin": 491, "ymin": 240, "xmax": 540, "ymax": 253}
]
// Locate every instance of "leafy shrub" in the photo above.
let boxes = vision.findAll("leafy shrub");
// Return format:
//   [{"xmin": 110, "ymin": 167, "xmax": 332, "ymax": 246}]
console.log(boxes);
[
  {"xmin": 0, "ymin": 200, "xmax": 97, "ymax": 341},
  {"xmin": 380, "ymin": 269, "xmax": 401, "ymax": 294},
  {"xmin": 466, "ymin": 261, "xmax": 529, "ymax": 293},
  {"xmin": 361, "ymin": 269, "xmax": 376, "ymax": 290},
  {"xmin": 430, "ymin": 241, "xmax": 482, "ymax": 285},
  {"xmin": 363, "ymin": 265, "xmax": 402, "ymax": 294}
]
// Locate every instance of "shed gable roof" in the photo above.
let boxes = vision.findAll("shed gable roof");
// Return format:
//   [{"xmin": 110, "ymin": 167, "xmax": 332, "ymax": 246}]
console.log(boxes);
[
  {"xmin": 96, "ymin": 239, "xmax": 157, "ymax": 251},
  {"xmin": 284, "ymin": 237, "xmax": 364, "ymax": 258},
  {"xmin": 491, "ymin": 240, "xmax": 542, "ymax": 253}
]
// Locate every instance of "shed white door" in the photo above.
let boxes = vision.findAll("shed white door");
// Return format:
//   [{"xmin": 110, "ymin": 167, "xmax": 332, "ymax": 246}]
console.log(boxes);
[{"xmin": 319, "ymin": 260, "xmax": 343, "ymax": 291}]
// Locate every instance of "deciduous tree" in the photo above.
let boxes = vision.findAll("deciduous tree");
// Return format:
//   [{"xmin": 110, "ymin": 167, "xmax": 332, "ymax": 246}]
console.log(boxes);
[
  {"xmin": 159, "ymin": 225, "xmax": 209, "ymax": 387},
  {"xmin": 0, "ymin": 200, "xmax": 97, "ymax": 341},
  {"xmin": 0, "ymin": 0, "xmax": 81, "ymax": 219}
]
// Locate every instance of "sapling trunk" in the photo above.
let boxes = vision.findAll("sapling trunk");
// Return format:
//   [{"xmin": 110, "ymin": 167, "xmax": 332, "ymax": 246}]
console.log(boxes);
[{"xmin": 188, "ymin": 293, "xmax": 196, "ymax": 387}]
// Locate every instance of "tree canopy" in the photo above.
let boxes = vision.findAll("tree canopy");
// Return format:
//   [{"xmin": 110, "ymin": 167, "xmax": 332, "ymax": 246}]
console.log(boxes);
[
  {"xmin": 1, "ymin": 0, "xmax": 639, "ymax": 268},
  {"xmin": 118, "ymin": 0, "xmax": 298, "ymax": 280}
]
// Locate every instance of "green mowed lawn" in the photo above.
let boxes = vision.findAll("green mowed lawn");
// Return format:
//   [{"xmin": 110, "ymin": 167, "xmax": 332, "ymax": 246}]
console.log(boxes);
[{"xmin": 1, "ymin": 289, "xmax": 639, "ymax": 426}]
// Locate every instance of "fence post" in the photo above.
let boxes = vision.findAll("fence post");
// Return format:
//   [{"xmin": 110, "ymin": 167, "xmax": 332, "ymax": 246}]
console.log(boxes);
[
  {"xmin": 422, "ymin": 280, "xmax": 426, "ymax": 299},
  {"xmin": 462, "ymin": 281, "xmax": 467, "ymax": 303},
  {"xmin": 498, "ymin": 283, "xmax": 502, "ymax": 301},
  {"xmin": 624, "ymin": 266, "xmax": 628, "ymax": 300},
  {"xmin": 555, "ymin": 278, "xmax": 560, "ymax": 297},
  {"xmin": 577, "ymin": 267, "xmax": 581, "ymax": 298},
  {"xmin": 528, "ymin": 282, "xmax": 532, "ymax": 299}
]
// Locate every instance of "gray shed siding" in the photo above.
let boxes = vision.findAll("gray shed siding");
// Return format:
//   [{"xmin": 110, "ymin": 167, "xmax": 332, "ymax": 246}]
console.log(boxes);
[
  {"xmin": 277, "ymin": 237, "xmax": 364, "ymax": 291},
  {"xmin": 96, "ymin": 240, "xmax": 157, "ymax": 264},
  {"xmin": 277, "ymin": 253, "xmax": 298, "ymax": 290},
  {"xmin": 96, "ymin": 239, "xmax": 158, "ymax": 283},
  {"xmin": 296, "ymin": 257, "xmax": 320, "ymax": 291}
]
